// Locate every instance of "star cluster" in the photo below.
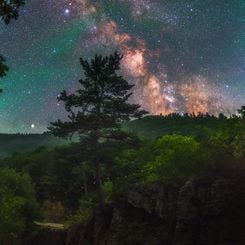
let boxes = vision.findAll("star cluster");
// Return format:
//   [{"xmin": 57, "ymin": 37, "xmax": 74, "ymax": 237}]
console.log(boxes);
[{"xmin": 0, "ymin": 0, "xmax": 244, "ymax": 133}]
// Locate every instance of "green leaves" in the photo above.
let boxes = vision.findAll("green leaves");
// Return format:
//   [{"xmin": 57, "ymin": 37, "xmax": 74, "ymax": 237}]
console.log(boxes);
[
  {"xmin": 209, "ymin": 118, "xmax": 245, "ymax": 160},
  {"xmin": 144, "ymin": 135, "xmax": 202, "ymax": 182},
  {"xmin": 0, "ymin": 168, "xmax": 38, "ymax": 239}
]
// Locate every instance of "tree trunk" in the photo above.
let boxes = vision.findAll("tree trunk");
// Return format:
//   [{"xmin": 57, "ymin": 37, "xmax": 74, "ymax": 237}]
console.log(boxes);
[
  {"xmin": 95, "ymin": 156, "xmax": 104, "ymax": 206},
  {"xmin": 82, "ymin": 168, "xmax": 88, "ymax": 195},
  {"xmin": 92, "ymin": 132, "xmax": 105, "ymax": 207}
]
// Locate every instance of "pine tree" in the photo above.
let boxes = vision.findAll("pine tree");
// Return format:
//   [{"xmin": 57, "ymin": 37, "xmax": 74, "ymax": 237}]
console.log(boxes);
[{"xmin": 49, "ymin": 52, "xmax": 147, "ymax": 205}]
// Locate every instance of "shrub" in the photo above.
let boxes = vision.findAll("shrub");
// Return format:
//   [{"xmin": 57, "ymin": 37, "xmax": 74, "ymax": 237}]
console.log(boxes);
[{"xmin": 0, "ymin": 168, "xmax": 39, "ymax": 239}]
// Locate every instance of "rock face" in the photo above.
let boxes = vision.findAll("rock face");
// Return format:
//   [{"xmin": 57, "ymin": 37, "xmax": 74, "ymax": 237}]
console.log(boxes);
[
  {"xmin": 67, "ymin": 175, "xmax": 245, "ymax": 245},
  {"xmin": 21, "ymin": 174, "xmax": 245, "ymax": 245},
  {"xmin": 66, "ymin": 206, "xmax": 113, "ymax": 245}
]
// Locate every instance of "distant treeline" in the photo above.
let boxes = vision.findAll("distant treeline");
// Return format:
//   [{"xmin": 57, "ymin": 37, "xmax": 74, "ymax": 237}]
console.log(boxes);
[{"xmin": 0, "ymin": 132, "xmax": 70, "ymax": 157}]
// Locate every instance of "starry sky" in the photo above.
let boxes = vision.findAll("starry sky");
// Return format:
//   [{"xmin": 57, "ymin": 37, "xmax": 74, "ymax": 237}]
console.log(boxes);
[{"xmin": 0, "ymin": 0, "xmax": 244, "ymax": 133}]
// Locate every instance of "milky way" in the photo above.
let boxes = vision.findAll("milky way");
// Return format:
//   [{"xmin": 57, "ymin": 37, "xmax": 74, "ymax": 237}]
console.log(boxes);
[{"xmin": 0, "ymin": 0, "xmax": 244, "ymax": 133}]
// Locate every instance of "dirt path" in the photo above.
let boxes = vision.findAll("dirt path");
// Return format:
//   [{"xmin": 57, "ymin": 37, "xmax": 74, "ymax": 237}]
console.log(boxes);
[{"xmin": 34, "ymin": 221, "xmax": 65, "ymax": 230}]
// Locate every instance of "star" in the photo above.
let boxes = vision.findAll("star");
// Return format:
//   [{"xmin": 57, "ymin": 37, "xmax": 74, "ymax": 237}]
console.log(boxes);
[{"xmin": 0, "ymin": 0, "xmax": 243, "ymax": 133}]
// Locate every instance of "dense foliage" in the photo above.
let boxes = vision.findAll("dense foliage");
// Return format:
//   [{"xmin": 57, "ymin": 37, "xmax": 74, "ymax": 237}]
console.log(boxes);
[
  {"xmin": 0, "ymin": 168, "xmax": 38, "ymax": 240},
  {"xmin": 0, "ymin": 111, "xmax": 244, "ymax": 224},
  {"xmin": 0, "ymin": 109, "xmax": 244, "ymax": 240},
  {"xmin": 0, "ymin": 52, "xmax": 244, "ymax": 239}
]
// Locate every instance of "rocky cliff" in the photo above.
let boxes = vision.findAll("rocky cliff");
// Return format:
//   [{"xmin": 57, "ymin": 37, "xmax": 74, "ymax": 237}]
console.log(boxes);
[{"xmin": 16, "ymin": 172, "xmax": 245, "ymax": 245}]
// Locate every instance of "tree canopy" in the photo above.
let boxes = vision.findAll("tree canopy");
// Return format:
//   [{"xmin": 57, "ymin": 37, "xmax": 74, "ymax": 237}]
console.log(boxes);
[{"xmin": 0, "ymin": 168, "xmax": 38, "ymax": 240}]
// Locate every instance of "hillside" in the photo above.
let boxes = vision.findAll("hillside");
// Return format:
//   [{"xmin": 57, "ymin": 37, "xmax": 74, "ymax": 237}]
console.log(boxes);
[
  {"xmin": 0, "ymin": 115, "xmax": 225, "ymax": 158},
  {"xmin": 124, "ymin": 114, "xmax": 224, "ymax": 139},
  {"xmin": 0, "ymin": 133, "xmax": 71, "ymax": 158},
  {"xmin": 0, "ymin": 114, "xmax": 244, "ymax": 244}
]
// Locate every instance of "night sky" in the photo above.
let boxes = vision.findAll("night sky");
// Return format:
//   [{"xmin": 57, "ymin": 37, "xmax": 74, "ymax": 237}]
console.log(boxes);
[{"xmin": 0, "ymin": 0, "xmax": 244, "ymax": 133}]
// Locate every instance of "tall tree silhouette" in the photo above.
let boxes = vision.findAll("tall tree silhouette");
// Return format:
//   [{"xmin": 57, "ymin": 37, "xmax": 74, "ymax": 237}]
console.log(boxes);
[
  {"xmin": 49, "ymin": 52, "xmax": 147, "ymax": 205},
  {"xmin": 0, "ymin": 0, "xmax": 25, "ymax": 91}
]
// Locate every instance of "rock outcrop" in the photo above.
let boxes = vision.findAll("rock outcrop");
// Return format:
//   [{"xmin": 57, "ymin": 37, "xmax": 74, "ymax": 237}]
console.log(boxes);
[
  {"xmin": 20, "ymin": 173, "xmax": 245, "ymax": 245},
  {"xmin": 67, "ymin": 175, "xmax": 245, "ymax": 245}
]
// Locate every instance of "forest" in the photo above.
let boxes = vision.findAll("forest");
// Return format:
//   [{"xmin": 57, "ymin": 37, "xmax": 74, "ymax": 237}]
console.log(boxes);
[
  {"xmin": 0, "ymin": 52, "xmax": 244, "ymax": 243},
  {"xmin": 0, "ymin": 1, "xmax": 245, "ymax": 245}
]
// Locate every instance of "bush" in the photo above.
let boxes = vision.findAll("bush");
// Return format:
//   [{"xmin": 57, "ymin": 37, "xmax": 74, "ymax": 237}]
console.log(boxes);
[
  {"xmin": 144, "ymin": 135, "xmax": 204, "ymax": 182},
  {"xmin": 65, "ymin": 196, "xmax": 94, "ymax": 227},
  {"xmin": 0, "ymin": 168, "xmax": 39, "ymax": 240}
]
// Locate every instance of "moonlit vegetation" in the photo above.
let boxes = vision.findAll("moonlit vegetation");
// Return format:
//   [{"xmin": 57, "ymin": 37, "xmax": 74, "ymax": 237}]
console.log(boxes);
[{"xmin": 0, "ymin": 1, "xmax": 244, "ymax": 244}]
